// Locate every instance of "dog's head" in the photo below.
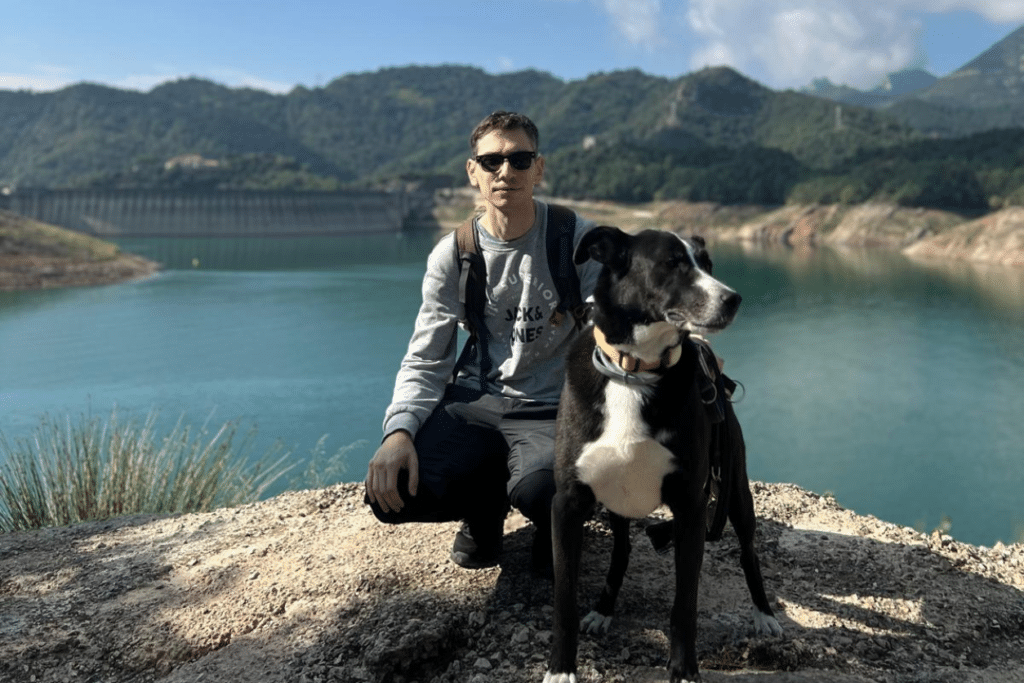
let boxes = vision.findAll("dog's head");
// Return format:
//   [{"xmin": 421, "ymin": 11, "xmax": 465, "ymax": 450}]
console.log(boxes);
[{"xmin": 576, "ymin": 226, "xmax": 741, "ymax": 341}]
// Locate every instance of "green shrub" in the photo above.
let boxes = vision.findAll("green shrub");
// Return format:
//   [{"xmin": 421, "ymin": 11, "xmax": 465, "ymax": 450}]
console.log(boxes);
[{"xmin": 0, "ymin": 410, "xmax": 293, "ymax": 533}]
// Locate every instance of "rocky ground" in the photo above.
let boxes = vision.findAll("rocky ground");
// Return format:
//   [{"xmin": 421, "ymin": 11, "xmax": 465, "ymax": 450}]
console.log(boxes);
[
  {"xmin": 0, "ymin": 210, "xmax": 158, "ymax": 291},
  {"xmin": 2, "ymin": 482, "xmax": 1022, "ymax": 683}
]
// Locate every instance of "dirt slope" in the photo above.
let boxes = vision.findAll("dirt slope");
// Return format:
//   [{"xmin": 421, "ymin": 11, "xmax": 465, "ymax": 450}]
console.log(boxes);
[
  {"xmin": 2, "ymin": 482, "xmax": 1022, "ymax": 683},
  {"xmin": 0, "ymin": 210, "xmax": 158, "ymax": 291}
]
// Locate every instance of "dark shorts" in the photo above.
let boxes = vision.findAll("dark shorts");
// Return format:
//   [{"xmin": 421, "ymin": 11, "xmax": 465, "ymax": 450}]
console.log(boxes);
[{"xmin": 369, "ymin": 383, "xmax": 558, "ymax": 527}]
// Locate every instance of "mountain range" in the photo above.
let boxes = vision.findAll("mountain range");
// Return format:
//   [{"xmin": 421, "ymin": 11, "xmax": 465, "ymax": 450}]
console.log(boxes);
[
  {"xmin": 1, "ymin": 25, "xmax": 1023, "ymax": 207},
  {"xmin": 805, "ymin": 24, "xmax": 1024, "ymax": 136}
]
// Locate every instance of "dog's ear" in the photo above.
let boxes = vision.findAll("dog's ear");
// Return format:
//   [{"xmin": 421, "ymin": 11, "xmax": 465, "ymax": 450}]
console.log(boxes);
[
  {"xmin": 688, "ymin": 235, "xmax": 714, "ymax": 274},
  {"xmin": 575, "ymin": 226, "xmax": 629, "ymax": 271}
]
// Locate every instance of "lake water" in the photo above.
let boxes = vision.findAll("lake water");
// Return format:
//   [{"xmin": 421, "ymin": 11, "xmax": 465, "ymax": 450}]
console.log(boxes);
[{"xmin": 1, "ymin": 233, "xmax": 1022, "ymax": 547}]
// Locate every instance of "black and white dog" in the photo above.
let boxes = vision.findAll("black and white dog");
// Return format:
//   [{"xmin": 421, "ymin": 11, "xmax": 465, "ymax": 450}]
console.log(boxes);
[{"xmin": 545, "ymin": 227, "xmax": 782, "ymax": 683}]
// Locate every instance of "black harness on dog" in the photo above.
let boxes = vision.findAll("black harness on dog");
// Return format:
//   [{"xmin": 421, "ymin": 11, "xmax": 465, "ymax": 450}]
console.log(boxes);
[{"xmin": 690, "ymin": 335, "xmax": 739, "ymax": 542}]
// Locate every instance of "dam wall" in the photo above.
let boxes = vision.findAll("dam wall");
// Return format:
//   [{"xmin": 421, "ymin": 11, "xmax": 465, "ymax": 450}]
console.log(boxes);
[{"xmin": 1, "ymin": 189, "xmax": 409, "ymax": 237}]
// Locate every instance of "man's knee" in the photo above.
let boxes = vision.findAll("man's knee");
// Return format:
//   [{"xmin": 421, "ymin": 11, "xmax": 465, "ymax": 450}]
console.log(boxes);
[
  {"xmin": 509, "ymin": 469, "xmax": 556, "ymax": 522},
  {"xmin": 365, "ymin": 495, "xmax": 406, "ymax": 525},
  {"xmin": 363, "ymin": 469, "xmax": 447, "ymax": 525}
]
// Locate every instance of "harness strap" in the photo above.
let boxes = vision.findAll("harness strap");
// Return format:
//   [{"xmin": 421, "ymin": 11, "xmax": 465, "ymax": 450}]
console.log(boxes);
[
  {"xmin": 453, "ymin": 217, "xmax": 488, "ymax": 390},
  {"xmin": 545, "ymin": 204, "xmax": 587, "ymax": 330}
]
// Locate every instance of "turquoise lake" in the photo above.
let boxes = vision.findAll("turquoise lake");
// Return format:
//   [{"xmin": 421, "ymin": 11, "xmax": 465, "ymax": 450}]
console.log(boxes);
[{"xmin": 1, "ymin": 232, "xmax": 1022, "ymax": 547}]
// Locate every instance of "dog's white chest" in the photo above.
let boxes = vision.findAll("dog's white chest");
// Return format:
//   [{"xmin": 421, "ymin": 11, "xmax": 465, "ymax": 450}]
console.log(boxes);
[{"xmin": 576, "ymin": 382, "xmax": 674, "ymax": 519}]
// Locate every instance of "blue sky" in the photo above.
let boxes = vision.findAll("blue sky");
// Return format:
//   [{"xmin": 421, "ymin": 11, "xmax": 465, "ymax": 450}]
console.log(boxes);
[{"xmin": 1, "ymin": 1, "xmax": 1022, "ymax": 94}]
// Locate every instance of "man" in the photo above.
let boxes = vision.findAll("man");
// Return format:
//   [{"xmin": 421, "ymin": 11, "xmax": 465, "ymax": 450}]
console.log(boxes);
[{"xmin": 364, "ymin": 111, "xmax": 600, "ymax": 575}]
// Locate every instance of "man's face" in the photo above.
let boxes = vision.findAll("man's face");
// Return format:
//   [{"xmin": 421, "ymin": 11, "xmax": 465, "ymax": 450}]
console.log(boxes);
[{"xmin": 466, "ymin": 128, "xmax": 545, "ymax": 213}]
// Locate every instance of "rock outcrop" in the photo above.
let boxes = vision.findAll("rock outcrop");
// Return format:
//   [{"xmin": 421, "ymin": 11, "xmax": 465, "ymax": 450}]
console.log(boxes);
[
  {"xmin": 657, "ymin": 202, "xmax": 1024, "ymax": 266},
  {"xmin": 2, "ymin": 483, "xmax": 1022, "ymax": 683},
  {"xmin": 0, "ymin": 210, "xmax": 159, "ymax": 291}
]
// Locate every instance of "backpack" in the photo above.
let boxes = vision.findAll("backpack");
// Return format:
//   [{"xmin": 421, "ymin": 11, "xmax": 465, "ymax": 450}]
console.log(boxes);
[{"xmin": 452, "ymin": 203, "xmax": 589, "ymax": 386}]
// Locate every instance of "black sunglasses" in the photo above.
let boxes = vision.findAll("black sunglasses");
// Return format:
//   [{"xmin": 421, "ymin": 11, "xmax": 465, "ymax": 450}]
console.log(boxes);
[{"xmin": 474, "ymin": 151, "xmax": 537, "ymax": 173}]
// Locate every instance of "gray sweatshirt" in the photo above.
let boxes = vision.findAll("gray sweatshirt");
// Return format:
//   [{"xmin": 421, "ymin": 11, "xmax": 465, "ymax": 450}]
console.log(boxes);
[{"xmin": 382, "ymin": 200, "xmax": 601, "ymax": 440}]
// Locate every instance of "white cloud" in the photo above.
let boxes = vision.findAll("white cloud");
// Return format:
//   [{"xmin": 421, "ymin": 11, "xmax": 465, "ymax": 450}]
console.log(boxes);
[
  {"xmin": 206, "ymin": 69, "xmax": 296, "ymax": 94},
  {"xmin": 0, "ymin": 65, "xmax": 297, "ymax": 94},
  {"xmin": 109, "ymin": 68, "xmax": 296, "ymax": 94},
  {"xmin": 595, "ymin": 0, "xmax": 1024, "ymax": 89},
  {"xmin": 682, "ymin": 1, "xmax": 928, "ymax": 88},
  {"xmin": 495, "ymin": 56, "xmax": 517, "ymax": 73},
  {"xmin": 601, "ymin": 0, "xmax": 664, "ymax": 45},
  {"xmin": 0, "ymin": 66, "xmax": 76, "ymax": 92},
  {"xmin": 924, "ymin": 1, "xmax": 1024, "ymax": 23}
]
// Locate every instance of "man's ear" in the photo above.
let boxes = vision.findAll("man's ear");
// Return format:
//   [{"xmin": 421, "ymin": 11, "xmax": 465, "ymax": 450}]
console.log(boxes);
[
  {"xmin": 575, "ymin": 226, "xmax": 629, "ymax": 272},
  {"xmin": 466, "ymin": 158, "xmax": 479, "ymax": 188}
]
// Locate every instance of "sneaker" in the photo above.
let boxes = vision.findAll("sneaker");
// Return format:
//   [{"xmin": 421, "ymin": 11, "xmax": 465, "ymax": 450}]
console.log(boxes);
[{"xmin": 450, "ymin": 522, "xmax": 502, "ymax": 569}]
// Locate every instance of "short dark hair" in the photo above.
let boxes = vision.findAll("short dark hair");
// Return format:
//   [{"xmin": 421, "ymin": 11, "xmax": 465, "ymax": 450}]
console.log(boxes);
[{"xmin": 469, "ymin": 111, "xmax": 540, "ymax": 152}]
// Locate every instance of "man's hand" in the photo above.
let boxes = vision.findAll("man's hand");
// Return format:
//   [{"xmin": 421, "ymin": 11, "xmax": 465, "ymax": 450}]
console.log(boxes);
[{"xmin": 365, "ymin": 430, "xmax": 419, "ymax": 514}]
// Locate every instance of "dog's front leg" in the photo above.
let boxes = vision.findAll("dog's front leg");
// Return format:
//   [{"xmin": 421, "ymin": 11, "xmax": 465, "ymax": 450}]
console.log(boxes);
[
  {"xmin": 667, "ymin": 489, "xmax": 708, "ymax": 683},
  {"xmin": 581, "ymin": 511, "xmax": 630, "ymax": 634},
  {"xmin": 545, "ymin": 482, "xmax": 594, "ymax": 683}
]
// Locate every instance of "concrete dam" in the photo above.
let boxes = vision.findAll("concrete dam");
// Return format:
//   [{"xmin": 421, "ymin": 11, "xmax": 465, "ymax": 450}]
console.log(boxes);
[{"xmin": 1, "ymin": 189, "xmax": 411, "ymax": 237}]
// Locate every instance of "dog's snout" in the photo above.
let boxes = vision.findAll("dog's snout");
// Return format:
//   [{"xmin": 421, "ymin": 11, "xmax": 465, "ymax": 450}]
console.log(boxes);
[{"xmin": 722, "ymin": 291, "xmax": 741, "ymax": 314}]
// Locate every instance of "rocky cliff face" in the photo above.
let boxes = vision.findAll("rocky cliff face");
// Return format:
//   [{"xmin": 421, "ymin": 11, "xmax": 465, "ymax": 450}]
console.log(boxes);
[
  {"xmin": 903, "ymin": 207, "xmax": 1024, "ymax": 266},
  {"xmin": 658, "ymin": 202, "xmax": 1024, "ymax": 266},
  {"xmin": 1, "ymin": 483, "xmax": 1022, "ymax": 683}
]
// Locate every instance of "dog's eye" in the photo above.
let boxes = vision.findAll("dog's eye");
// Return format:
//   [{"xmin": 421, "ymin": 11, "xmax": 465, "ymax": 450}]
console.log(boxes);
[{"xmin": 667, "ymin": 254, "xmax": 689, "ymax": 269}]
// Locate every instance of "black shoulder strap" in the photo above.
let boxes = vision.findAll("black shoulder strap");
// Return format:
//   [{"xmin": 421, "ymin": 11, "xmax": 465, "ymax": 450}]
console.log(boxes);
[
  {"xmin": 453, "ymin": 216, "xmax": 488, "ymax": 389},
  {"xmin": 454, "ymin": 216, "xmax": 482, "ymax": 335},
  {"xmin": 544, "ymin": 203, "xmax": 588, "ymax": 330},
  {"xmin": 452, "ymin": 205, "xmax": 587, "ymax": 386}
]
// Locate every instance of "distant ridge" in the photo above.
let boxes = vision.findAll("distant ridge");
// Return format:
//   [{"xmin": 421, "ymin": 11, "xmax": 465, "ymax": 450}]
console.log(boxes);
[
  {"xmin": 0, "ymin": 65, "xmax": 911, "ymax": 191},
  {"xmin": 911, "ymin": 24, "xmax": 1024, "ymax": 107},
  {"xmin": 801, "ymin": 68, "xmax": 938, "ymax": 107},
  {"xmin": 6, "ymin": 22, "xmax": 1024, "ymax": 210}
]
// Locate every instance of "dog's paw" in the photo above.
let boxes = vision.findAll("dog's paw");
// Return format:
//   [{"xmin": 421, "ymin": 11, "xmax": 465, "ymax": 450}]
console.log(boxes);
[
  {"xmin": 668, "ymin": 667, "xmax": 702, "ymax": 683},
  {"xmin": 580, "ymin": 610, "xmax": 613, "ymax": 634},
  {"xmin": 543, "ymin": 672, "xmax": 577, "ymax": 683},
  {"xmin": 752, "ymin": 608, "xmax": 783, "ymax": 637}
]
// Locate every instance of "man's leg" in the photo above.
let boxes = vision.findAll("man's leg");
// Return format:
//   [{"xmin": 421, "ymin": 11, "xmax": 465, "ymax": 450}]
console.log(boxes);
[
  {"xmin": 366, "ymin": 385, "xmax": 510, "ymax": 565},
  {"xmin": 501, "ymin": 403, "xmax": 559, "ymax": 576}
]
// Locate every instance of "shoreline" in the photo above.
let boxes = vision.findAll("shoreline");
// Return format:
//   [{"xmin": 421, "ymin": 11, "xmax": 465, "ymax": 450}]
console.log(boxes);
[
  {"xmin": 4, "ymin": 200, "xmax": 1024, "ymax": 294},
  {"xmin": 0, "ymin": 252, "xmax": 161, "ymax": 292},
  {"xmin": 0, "ymin": 209, "xmax": 160, "ymax": 292},
  {"xmin": 540, "ymin": 197, "xmax": 1024, "ymax": 267},
  {"xmin": 653, "ymin": 201, "xmax": 1024, "ymax": 266}
]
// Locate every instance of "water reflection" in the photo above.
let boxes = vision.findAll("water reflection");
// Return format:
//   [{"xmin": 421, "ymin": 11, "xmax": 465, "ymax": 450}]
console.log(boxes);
[
  {"xmin": 904, "ymin": 255, "xmax": 1024, "ymax": 320},
  {"xmin": 115, "ymin": 231, "xmax": 441, "ymax": 271}
]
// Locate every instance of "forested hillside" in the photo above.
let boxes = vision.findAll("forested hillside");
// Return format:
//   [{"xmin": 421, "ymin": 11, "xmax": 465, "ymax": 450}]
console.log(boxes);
[
  {"xmin": 2, "ymin": 63, "xmax": 1024, "ymax": 211},
  {"xmin": 0, "ymin": 66, "xmax": 911, "ymax": 187}
]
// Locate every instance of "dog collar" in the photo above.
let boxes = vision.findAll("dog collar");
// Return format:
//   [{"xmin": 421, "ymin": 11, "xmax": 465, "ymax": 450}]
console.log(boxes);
[
  {"xmin": 592, "ymin": 346, "xmax": 661, "ymax": 386},
  {"xmin": 592, "ymin": 325, "xmax": 683, "ymax": 374}
]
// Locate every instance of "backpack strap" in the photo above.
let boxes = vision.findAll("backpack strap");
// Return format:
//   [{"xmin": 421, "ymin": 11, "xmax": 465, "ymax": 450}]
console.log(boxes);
[
  {"xmin": 454, "ymin": 216, "xmax": 482, "ymax": 334},
  {"xmin": 452, "ymin": 204, "xmax": 587, "ymax": 387},
  {"xmin": 545, "ymin": 203, "xmax": 588, "ymax": 330},
  {"xmin": 453, "ymin": 216, "xmax": 489, "ymax": 389}
]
